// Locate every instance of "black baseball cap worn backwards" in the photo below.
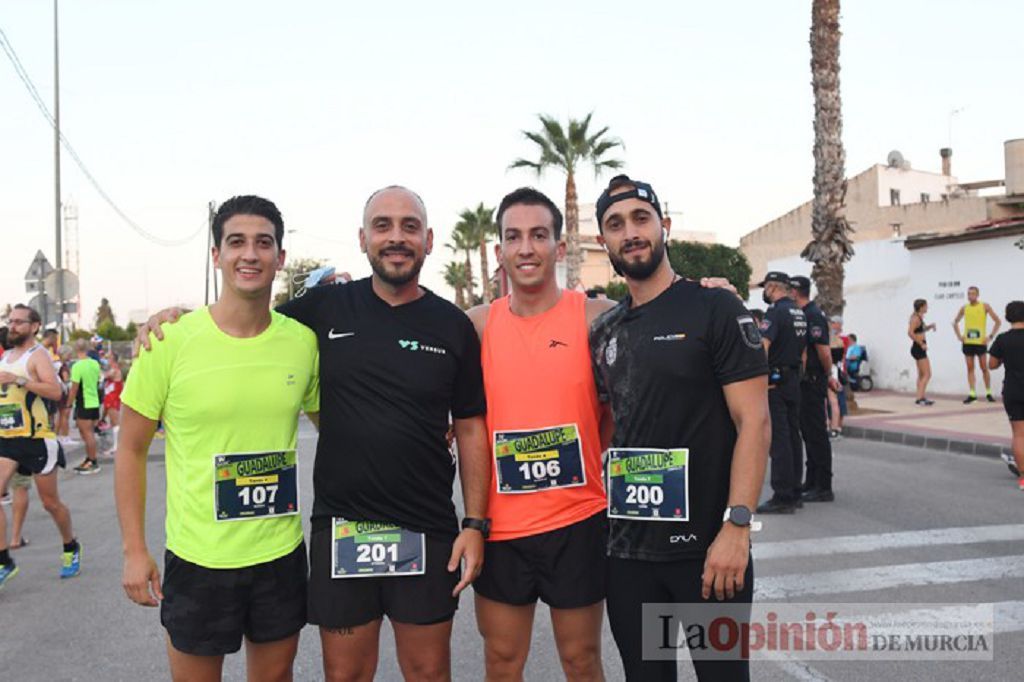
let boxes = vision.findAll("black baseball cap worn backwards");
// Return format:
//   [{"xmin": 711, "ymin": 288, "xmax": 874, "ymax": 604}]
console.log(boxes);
[{"xmin": 595, "ymin": 174, "xmax": 663, "ymax": 229}]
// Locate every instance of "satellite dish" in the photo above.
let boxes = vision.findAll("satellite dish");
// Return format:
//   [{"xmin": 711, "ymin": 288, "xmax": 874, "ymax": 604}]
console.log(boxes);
[
  {"xmin": 43, "ymin": 269, "xmax": 79, "ymax": 301},
  {"xmin": 887, "ymin": 150, "xmax": 909, "ymax": 169}
]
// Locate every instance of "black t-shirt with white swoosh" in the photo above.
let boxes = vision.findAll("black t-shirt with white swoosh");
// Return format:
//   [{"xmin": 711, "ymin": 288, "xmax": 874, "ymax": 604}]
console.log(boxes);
[
  {"xmin": 277, "ymin": 277, "xmax": 486, "ymax": 541},
  {"xmin": 590, "ymin": 279, "xmax": 768, "ymax": 561}
]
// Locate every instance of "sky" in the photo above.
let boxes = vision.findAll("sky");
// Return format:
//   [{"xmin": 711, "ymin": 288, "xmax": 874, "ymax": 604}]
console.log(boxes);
[{"xmin": 2, "ymin": 0, "xmax": 1021, "ymax": 327}]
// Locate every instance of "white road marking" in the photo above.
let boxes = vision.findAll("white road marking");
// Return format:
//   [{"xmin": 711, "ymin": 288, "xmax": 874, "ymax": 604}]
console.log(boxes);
[
  {"xmin": 756, "ymin": 555, "xmax": 1024, "ymax": 600},
  {"xmin": 753, "ymin": 524, "xmax": 1024, "ymax": 560}
]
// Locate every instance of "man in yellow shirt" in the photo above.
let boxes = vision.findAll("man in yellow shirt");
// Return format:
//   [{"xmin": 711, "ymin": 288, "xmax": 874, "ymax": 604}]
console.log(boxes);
[
  {"xmin": 115, "ymin": 196, "xmax": 319, "ymax": 681},
  {"xmin": 953, "ymin": 286, "xmax": 1002, "ymax": 403}
]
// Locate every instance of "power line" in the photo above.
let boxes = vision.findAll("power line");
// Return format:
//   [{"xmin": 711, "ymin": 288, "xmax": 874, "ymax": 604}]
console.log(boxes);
[{"xmin": 0, "ymin": 25, "xmax": 204, "ymax": 247}]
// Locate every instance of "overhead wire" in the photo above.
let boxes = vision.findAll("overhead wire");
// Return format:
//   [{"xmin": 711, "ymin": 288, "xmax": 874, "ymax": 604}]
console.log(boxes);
[{"xmin": 0, "ymin": 25, "xmax": 204, "ymax": 247}]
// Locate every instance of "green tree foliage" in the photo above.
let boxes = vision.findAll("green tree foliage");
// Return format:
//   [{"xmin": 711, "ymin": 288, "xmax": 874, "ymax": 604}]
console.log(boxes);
[
  {"xmin": 96, "ymin": 318, "xmax": 132, "ymax": 341},
  {"xmin": 443, "ymin": 261, "xmax": 473, "ymax": 310},
  {"xmin": 666, "ymin": 241, "xmax": 753, "ymax": 300},
  {"xmin": 604, "ymin": 281, "xmax": 630, "ymax": 301},
  {"xmin": 95, "ymin": 297, "xmax": 115, "ymax": 327},
  {"xmin": 272, "ymin": 257, "xmax": 329, "ymax": 308},
  {"xmin": 455, "ymin": 203, "xmax": 498, "ymax": 302}
]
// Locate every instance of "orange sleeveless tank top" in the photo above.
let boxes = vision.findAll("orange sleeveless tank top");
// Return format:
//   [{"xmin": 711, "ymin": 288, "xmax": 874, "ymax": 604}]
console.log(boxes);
[{"xmin": 481, "ymin": 290, "xmax": 607, "ymax": 541}]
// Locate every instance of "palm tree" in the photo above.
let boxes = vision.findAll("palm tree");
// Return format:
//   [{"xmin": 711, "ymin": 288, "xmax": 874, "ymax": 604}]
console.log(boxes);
[
  {"xmin": 443, "ymin": 261, "xmax": 472, "ymax": 309},
  {"xmin": 801, "ymin": 0, "xmax": 854, "ymax": 316},
  {"xmin": 456, "ymin": 203, "xmax": 498, "ymax": 303},
  {"xmin": 445, "ymin": 222, "xmax": 476, "ymax": 303},
  {"xmin": 510, "ymin": 113, "xmax": 623, "ymax": 290}
]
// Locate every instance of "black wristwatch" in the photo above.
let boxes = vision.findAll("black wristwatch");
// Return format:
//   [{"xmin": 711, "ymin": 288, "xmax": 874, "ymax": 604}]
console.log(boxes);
[
  {"xmin": 722, "ymin": 505, "xmax": 752, "ymax": 528},
  {"xmin": 461, "ymin": 517, "xmax": 491, "ymax": 539}
]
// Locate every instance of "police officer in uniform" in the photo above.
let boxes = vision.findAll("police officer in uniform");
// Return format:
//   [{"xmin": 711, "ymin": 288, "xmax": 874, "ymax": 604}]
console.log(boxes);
[
  {"xmin": 756, "ymin": 272, "xmax": 808, "ymax": 514},
  {"xmin": 790, "ymin": 276, "xmax": 838, "ymax": 502}
]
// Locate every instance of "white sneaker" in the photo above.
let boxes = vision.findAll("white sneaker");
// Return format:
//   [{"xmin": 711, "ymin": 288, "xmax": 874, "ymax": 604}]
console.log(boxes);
[{"xmin": 1001, "ymin": 452, "xmax": 1021, "ymax": 478}]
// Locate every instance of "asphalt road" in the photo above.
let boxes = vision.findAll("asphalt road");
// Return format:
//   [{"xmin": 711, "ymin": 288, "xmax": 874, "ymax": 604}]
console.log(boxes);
[{"xmin": 1, "ymin": 424, "xmax": 1022, "ymax": 681}]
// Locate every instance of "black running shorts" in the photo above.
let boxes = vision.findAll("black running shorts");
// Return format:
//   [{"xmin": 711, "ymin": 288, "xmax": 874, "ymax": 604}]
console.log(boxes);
[
  {"xmin": 74, "ymin": 405, "xmax": 99, "ymax": 421},
  {"xmin": 0, "ymin": 437, "xmax": 65, "ymax": 475},
  {"xmin": 307, "ymin": 522, "xmax": 459, "ymax": 628},
  {"xmin": 962, "ymin": 344, "xmax": 988, "ymax": 357},
  {"xmin": 161, "ymin": 542, "xmax": 307, "ymax": 656},
  {"xmin": 473, "ymin": 510, "xmax": 607, "ymax": 609},
  {"xmin": 1005, "ymin": 398, "xmax": 1024, "ymax": 422},
  {"xmin": 910, "ymin": 343, "xmax": 927, "ymax": 361}
]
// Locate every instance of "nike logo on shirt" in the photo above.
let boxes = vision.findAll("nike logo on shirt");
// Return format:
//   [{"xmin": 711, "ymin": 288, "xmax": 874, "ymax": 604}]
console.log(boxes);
[{"xmin": 328, "ymin": 330, "xmax": 355, "ymax": 339}]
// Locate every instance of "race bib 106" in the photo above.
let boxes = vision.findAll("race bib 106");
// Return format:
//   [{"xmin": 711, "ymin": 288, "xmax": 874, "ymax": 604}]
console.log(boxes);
[
  {"xmin": 213, "ymin": 450, "xmax": 299, "ymax": 522},
  {"xmin": 607, "ymin": 447, "xmax": 689, "ymax": 521},
  {"xmin": 331, "ymin": 519, "xmax": 426, "ymax": 578},
  {"xmin": 494, "ymin": 424, "xmax": 586, "ymax": 494}
]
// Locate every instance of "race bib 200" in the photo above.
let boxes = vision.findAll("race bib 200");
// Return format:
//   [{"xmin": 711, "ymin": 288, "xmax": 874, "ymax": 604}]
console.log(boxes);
[{"xmin": 607, "ymin": 447, "xmax": 689, "ymax": 521}]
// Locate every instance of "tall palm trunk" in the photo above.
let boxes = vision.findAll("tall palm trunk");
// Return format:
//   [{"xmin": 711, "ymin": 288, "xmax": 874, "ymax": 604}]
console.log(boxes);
[
  {"xmin": 454, "ymin": 283, "xmax": 466, "ymax": 310},
  {"xmin": 564, "ymin": 173, "xmax": 581, "ymax": 290},
  {"xmin": 802, "ymin": 0, "xmax": 854, "ymax": 317},
  {"xmin": 479, "ymin": 241, "xmax": 492, "ymax": 303}
]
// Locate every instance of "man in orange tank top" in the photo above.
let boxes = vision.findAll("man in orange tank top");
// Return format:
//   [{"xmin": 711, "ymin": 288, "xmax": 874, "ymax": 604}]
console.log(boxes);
[{"xmin": 466, "ymin": 187, "xmax": 616, "ymax": 681}]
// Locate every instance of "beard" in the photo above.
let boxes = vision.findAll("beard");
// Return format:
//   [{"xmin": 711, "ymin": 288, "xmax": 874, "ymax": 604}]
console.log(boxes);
[
  {"xmin": 368, "ymin": 246, "xmax": 425, "ymax": 287},
  {"xmin": 608, "ymin": 236, "xmax": 666, "ymax": 281},
  {"xmin": 6, "ymin": 329, "xmax": 29, "ymax": 347}
]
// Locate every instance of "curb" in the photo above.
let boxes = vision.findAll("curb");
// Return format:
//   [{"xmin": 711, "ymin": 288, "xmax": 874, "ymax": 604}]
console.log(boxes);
[{"xmin": 841, "ymin": 424, "xmax": 1007, "ymax": 458}]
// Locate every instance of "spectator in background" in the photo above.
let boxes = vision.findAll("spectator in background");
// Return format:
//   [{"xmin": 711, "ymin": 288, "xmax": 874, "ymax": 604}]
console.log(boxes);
[
  {"xmin": 909, "ymin": 299, "xmax": 936, "ymax": 406},
  {"xmin": 55, "ymin": 346, "xmax": 74, "ymax": 445},
  {"xmin": 988, "ymin": 300, "xmax": 1024, "ymax": 491},
  {"xmin": 100, "ymin": 352, "xmax": 124, "ymax": 456},
  {"xmin": 828, "ymin": 315, "xmax": 849, "ymax": 437},
  {"xmin": 67, "ymin": 339, "xmax": 102, "ymax": 474},
  {"xmin": 846, "ymin": 334, "xmax": 867, "ymax": 387}
]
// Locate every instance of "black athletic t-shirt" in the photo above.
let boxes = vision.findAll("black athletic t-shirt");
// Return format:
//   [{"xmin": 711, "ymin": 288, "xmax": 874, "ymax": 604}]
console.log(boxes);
[
  {"xmin": 277, "ymin": 277, "xmax": 486, "ymax": 541},
  {"xmin": 990, "ymin": 329, "xmax": 1024, "ymax": 401},
  {"xmin": 802, "ymin": 301, "xmax": 830, "ymax": 374},
  {"xmin": 590, "ymin": 280, "xmax": 769, "ymax": 561},
  {"xmin": 761, "ymin": 297, "xmax": 807, "ymax": 367}
]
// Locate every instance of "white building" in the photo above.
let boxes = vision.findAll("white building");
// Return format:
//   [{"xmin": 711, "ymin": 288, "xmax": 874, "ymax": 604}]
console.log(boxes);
[{"xmin": 751, "ymin": 219, "xmax": 1024, "ymax": 396}]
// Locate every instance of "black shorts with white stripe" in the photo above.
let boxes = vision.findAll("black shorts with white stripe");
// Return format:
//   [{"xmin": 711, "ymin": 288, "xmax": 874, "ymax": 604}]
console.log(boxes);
[{"xmin": 0, "ymin": 437, "xmax": 66, "ymax": 475}]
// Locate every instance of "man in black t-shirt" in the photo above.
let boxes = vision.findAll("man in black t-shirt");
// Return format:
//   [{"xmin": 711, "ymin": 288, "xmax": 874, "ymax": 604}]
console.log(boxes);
[
  {"xmin": 590, "ymin": 175, "xmax": 770, "ymax": 682},
  {"xmin": 790, "ymin": 276, "xmax": 839, "ymax": 502},
  {"xmin": 755, "ymin": 272, "xmax": 807, "ymax": 514},
  {"xmin": 136, "ymin": 187, "xmax": 491, "ymax": 681},
  {"xmin": 988, "ymin": 300, "xmax": 1024, "ymax": 490}
]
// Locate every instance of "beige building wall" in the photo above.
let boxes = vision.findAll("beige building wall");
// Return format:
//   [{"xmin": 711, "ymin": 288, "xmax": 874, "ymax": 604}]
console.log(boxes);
[{"xmin": 736, "ymin": 164, "xmax": 1012, "ymax": 282}]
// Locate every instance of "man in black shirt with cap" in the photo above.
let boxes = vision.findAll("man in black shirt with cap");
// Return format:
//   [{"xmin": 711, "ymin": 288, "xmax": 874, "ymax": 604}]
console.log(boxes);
[
  {"xmin": 790, "ymin": 275, "xmax": 838, "ymax": 502},
  {"xmin": 590, "ymin": 174, "xmax": 770, "ymax": 681},
  {"xmin": 755, "ymin": 271, "xmax": 807, "ymax": 514}
]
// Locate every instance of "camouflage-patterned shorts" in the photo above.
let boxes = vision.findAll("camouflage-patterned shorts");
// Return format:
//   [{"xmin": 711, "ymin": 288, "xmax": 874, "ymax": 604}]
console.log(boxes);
[{"xmin": 161, "ymin": 542, "xmax": 307, "ymax": 656}]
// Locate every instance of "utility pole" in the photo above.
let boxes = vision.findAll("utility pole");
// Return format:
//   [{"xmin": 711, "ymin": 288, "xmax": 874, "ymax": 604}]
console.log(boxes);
[
  {"xmin": 205, "ymin": 201, "xmax": 215, "ymax": 305},
  {"xmin": 53, "ymin": 0, "xmax": 64, "ymax": 332}
]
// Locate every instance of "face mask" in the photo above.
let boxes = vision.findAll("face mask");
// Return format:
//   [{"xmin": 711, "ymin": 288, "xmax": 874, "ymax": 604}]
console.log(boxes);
[{"xmin": 762, "ymin": 289, "xmax": 773, "ymax": 305}]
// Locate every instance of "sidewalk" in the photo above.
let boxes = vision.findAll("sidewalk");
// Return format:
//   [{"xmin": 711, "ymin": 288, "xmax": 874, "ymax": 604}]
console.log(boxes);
[{"xmin": 842, "ymin": 389, "xmax": 1012, "ymax": 457}]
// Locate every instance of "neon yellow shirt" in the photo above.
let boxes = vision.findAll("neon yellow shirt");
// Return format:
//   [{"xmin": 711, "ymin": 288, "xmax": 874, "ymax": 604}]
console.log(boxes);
[
  {"xmin": 71, "ymin": 357, "xmax": 101, "ymax": 408},
  {"xmin": 963, "ymin": 302, "xmax": 988, "ymax": 346},
  {"xmin": 121, "ymin": 308, "xmax": 319, "ymax": 569}
]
